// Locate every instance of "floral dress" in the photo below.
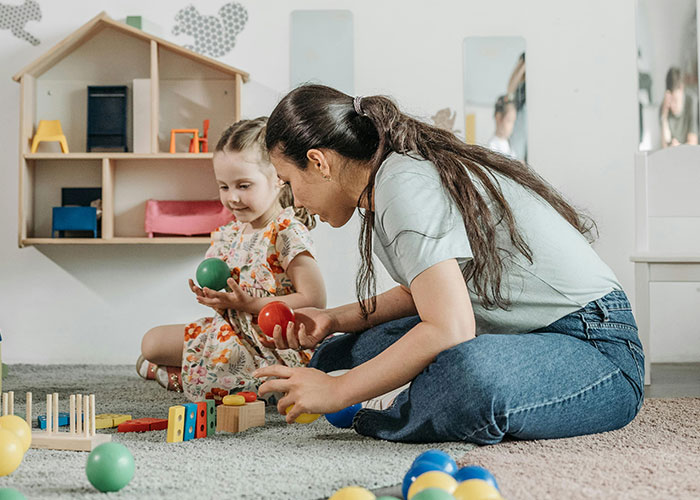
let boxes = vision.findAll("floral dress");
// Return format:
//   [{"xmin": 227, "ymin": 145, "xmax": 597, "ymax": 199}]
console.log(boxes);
[{"xmin": 182, "ymin": 207, "xmax": 316, "ymax": 403}]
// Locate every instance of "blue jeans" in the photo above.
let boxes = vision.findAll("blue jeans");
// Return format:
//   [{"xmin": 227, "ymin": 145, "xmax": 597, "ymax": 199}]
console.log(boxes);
[{"xmin": 309, "ymin": 290, "xmax": 644, "ymax": 444}]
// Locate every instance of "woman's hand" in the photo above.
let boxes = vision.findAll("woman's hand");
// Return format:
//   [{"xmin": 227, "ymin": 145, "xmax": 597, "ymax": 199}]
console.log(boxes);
[
  {"xmin": 260, "ymin": 307, "xmax": 335, "ymax": 351},
  {"xmin": 190, "ymin": 277, "xmax": 252, "ymax": 316},
  {"xmin": 254, "ymin": 365, "xmax": 346, "ymax": 422}
]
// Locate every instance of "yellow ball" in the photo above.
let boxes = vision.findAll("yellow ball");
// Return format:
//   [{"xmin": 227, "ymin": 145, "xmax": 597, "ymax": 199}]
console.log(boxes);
[
  {"xmin": 328, "ymin": 486, "xmax": 376, "ymax": 500},
  {"xmin": 222, "ymin": 395, "xmax": 245, "ymax": 406},
  {"xmin": 453, "ymin": 479, "xmax": 503, "ymax": 500},
  {"xmin": 407, "ymin": 471, "xmax": 458, "ymax": 499},
  {"xmin": 0, "ymin": 429, "xmax": 24, "ymax": 477},
  {"xmin": 285, "ymin": 405, "xmax": 320, "ymax": 424},
  {"xmin": 0, "ymin": 415, "xmax": 32, "ymax": 453}
]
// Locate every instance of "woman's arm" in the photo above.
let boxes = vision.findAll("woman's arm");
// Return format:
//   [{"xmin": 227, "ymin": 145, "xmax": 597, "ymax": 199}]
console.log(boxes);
[
  {"xmin": 256, "ymin": 258, "xmax": 476, "ymax": 419},
  {"xmin": 334, "ymin": 258, "xmax": 475, "ymax": 407},
  {"xmin": 326, "ymin": 284, "xmax": 418, "ymax": 333}
]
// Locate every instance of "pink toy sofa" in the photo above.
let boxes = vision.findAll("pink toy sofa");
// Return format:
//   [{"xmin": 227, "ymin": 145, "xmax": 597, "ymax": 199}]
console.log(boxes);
[{"xmin": 144, "ymin": 199, "xmax": 235, "ymax": 237}]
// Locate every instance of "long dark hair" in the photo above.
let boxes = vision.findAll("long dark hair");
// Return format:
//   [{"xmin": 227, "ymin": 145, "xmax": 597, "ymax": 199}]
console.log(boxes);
[
  {"xmin": 265, "ymin": 85, "xmax": 596, "ymax": 317},
  {"xmin": 216, "ymin": 117, "xmax": 315, "ymax": 229}
]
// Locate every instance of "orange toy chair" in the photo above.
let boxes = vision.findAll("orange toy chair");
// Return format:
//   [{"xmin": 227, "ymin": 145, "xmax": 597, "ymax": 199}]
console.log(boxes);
[{"xmin": 189, "ymin": 119, "xmax": 210, "ymax": 153}]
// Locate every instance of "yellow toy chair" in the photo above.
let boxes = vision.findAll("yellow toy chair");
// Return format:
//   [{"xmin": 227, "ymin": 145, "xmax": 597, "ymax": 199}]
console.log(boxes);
[{"xmin": 31, "ymin": 120, "xmax": 69, "ymax": 153}]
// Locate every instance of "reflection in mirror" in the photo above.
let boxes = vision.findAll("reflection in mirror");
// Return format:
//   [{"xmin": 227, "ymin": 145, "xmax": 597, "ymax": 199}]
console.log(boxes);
[
  {"xmin": 463, "ymin": 37, "xmax": 527, "ymax": 161},
  {"xmin": 637, "ymin": 0, "xmax": 699, "ymax": 150}
]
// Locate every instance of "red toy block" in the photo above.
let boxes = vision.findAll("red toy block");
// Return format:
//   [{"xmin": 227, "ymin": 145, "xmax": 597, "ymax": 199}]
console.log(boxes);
[
  {"xmin": 117, "ymin": 417, "xmax": 169, "ymax": 433},
  {"xmin": 195, "ymin": 402, "xmax": 208, "ymax": 439}
]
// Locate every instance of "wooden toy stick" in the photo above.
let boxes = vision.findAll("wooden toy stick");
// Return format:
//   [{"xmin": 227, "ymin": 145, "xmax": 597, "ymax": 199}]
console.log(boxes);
[
  {"xmin": 83, "ymin": 395, "xmax": 89, "ymax": 437},
  {"xmin": 52, "ymin": 392, "xmax": 59, "ymax": 432},
  {"xmin": 2, "ymin": 392, "xmax": 7, "ymax": 416},
  {"xmin": 69, "ymin": 395, "xmax": 76, "ymax": 434},
  {"xmin": 26, "ymin": 392, "xmax": 32, "ymax": 424},
  {"xmin": 8, "ymin": 391, "xmax": 14, "ymax": 415},
  {"xmin": 90, "ymin": 394, "xmax": 96, "ymax": 437},
  {"xmin": 76, "ymin": 394, "xmax": 82, "ymax": 434},
  {"xmin": 46, "ymin": 394, "xmax": 52, "ymax": 433}
]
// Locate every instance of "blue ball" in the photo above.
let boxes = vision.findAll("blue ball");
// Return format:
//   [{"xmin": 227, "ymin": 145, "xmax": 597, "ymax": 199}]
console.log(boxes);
[
  {"xmin": 453, "ymin": 465, "xmax": 499, "ymax": 491},
  {"xmin": 412, "ymin": 449, "xmax": 458, "ymax": 476},
  {"xmin": 325, "ymin": 403, "xmax": 361, "ymax": 428},
  {"xmin": 402, "ymin": 461, "xmax": 444, "ymax": 500}
]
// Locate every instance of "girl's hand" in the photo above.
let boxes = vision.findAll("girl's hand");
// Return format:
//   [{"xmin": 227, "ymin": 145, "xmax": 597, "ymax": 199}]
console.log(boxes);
[
  {"xmin": 195, "ymin": 277, "xmax": 252, "ymax": 314},
  {"xmin": 189, "ymin": 278, "xmax": 225, "ymax": 317},
  {"xmin": 262, "ymin": 307, "xmax": 335, "ymax": 351},
  {"xmin": 254, "ymin": 365, "xmax": 346, "ymax": 422}
]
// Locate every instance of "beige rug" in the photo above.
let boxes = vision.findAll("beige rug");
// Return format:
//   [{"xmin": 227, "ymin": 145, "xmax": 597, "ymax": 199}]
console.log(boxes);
[{"xmin": 457, "ymin": 398, "xmax": 700, "ymax": 499}]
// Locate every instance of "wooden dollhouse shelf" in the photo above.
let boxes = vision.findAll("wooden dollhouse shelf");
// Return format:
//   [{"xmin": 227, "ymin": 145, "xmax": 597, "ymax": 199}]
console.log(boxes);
[
  {"xmin": 23, "ymin": 237, "xmax": 211, "ymax": 245},
  {"xmin": 25, "ymin": 153, "xmax": 214, "ymax": 160},
  {"xmin": 14, "ymin": 12, "xmax": 248, "ymax": 248}
]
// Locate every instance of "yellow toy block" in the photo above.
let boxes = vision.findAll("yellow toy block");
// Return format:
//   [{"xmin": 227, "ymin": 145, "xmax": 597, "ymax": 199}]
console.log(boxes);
[
  {"xmin": 166, "ymin": 405, "xmax": 185, "ymax": 443},
  {"xmin": 94, "ymin": 413, "xmax": 132, "ymax": 429}
]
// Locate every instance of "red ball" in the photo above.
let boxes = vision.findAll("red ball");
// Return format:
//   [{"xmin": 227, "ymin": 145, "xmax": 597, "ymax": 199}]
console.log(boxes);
[{"xmin": 258, "ymin": 301, "xmax": 296, "ymax": 338}]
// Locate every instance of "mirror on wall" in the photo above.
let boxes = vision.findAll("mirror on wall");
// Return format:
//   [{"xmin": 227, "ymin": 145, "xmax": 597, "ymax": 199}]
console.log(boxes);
[
  {"xmin": 637, "ymin": 0, "xmax": 699, "ymax": 150},
  {"xmin": 463, "ymin": 36, "xmax": 527, "ymax": 161}
]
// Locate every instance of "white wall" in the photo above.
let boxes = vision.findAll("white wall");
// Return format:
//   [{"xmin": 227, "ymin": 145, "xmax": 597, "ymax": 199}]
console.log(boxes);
[{"xmin": 1, "ymin": 0, "xmax": 661, "ymax": 363}]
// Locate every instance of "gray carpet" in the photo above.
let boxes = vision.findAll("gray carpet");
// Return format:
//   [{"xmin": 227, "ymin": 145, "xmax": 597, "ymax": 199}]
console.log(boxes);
[{"xmin": 0, "ymin": 365, "xmax": 474, "ymax": 499}]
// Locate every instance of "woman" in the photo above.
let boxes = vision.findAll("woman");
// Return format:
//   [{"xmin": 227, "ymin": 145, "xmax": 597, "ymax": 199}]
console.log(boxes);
[{"xmin": 254, "ymin": 84, "xmax": 644, "ymax": 444}]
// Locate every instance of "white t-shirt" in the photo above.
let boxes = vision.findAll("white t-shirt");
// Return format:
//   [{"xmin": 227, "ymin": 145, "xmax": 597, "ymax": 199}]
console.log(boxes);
[{"xmin": 372, "ymin": 153, "xmax": 621, "ymax": 335}]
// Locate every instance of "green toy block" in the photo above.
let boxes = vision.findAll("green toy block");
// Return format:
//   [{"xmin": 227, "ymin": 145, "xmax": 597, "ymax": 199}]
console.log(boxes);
[{"xmin": 206, "ymin": 399, "xmax": 216, "ymax": 437}]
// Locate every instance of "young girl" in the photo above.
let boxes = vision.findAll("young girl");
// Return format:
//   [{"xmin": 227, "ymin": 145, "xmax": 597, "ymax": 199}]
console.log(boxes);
[
  {"xmin": 254, "ymin": 84, "xmax": 644, "ymax": 444},
  {"xmin": 137, "ymin": 117, "xmax": 326, "ymax": 402}
]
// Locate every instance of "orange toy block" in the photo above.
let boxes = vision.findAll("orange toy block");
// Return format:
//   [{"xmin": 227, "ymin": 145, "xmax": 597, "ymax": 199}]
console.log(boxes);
[
  {"xmin": 216, "ymin": 400, "xmax": 265, "ymax": 433},
  {"xmin": 195, "ymin": 402, "xmax": 208, "ymax": 439}
]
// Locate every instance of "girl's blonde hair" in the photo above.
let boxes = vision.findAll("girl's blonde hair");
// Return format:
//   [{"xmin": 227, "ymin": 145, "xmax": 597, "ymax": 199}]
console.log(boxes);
[{"xmin": 215, "ymin": 117, "xmax": 316, "ymax": 229}]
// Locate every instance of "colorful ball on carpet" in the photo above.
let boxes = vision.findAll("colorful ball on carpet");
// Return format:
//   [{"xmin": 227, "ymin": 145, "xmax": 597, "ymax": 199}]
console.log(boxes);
[
  {"xmin": 412, "ymin": 449, "xmax": 458, "ymax": 475},
  {"xmin": 452, "ymin": 479, "xmax": 502, "ymax": 500},
  {"xmin": 453, "ymin": 465, "xmax": 499, "ymax": 491},
  {"xmin": 0, "ymin": 415, "xmax": 32, "ymax": 453},
  {"xmin": 403, "ymin": 460, "xmax": 445, "ymax": 500},
  {"xmin": 85, "ymin": 442, "xmax": 135, "ymax": 492},
  {"xmin": 407, "ymin": 471, "xmax": 458, "ymax": 499},
  {"xmin": 325, "ymin": 403, "xmax": 362, "ymax": 428},
  {"xmin": 411, "ymin": 488, "xmax": 457, "ymax": 500},
  {"xmin": 0, "ymin": 488, "xmax": 27, "ymax": 500},
  {"xmin": 328, "ymin": 486, "xmax": 376, "ymax": 500},
  {"xmin": 285, "ymin": 404, "xmax": 320, "ymax": 424},
  {"xmin": 195, "ymin": 257, "xmax": 231, "ymax": 291},
  {"xmin": 0, "ymin": 429, "xmax": 24, "ymax": 477}
]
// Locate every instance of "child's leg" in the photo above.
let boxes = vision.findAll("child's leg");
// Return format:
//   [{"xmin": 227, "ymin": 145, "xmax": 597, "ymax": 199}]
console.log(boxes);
[{"xmin": 141, "ymin": 324, "xmax": 186, "ymax": 367}]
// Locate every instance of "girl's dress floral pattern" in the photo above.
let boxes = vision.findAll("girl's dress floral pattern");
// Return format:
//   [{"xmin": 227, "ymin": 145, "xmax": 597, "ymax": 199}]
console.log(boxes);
[{"xmin": 182, "ymin": 207, "xmax": 316, "ymax": 403}]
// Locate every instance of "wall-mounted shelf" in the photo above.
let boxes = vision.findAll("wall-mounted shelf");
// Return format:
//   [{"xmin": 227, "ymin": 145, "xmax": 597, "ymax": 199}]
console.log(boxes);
[{"xmin": 13, "ymin": 12, "xmax": 248, "ymax": 248}]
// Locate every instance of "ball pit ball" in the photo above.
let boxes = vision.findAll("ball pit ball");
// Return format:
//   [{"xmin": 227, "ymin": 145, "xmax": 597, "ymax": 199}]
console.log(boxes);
[
  {"xmin": 402, "ymin": 460, "xmax": 445, "ymax": 500},
  {"xmin": 325, "ymin": 403, "xmax": 362, "ymax": 428},
  {"xmin": 85, "ymin": 442, "xmax": 135, "ymax": 492},
  {"xmin": 406, "ymin": 471, "xmax": 458, "ymax": 499},
  {"xmin": 285, "ymin": 404, "xmax": 320, "ymax": 424},
  {"xmin": 195, "ymin": 258, "xmax": 231, "ymax": 291},
  {"xmin": 452, "ymin": 479, "xmax": 503, "ymax": 500},
  {"xmin": 0, "ymin": 415, "xmax": 31, "ymax": 453},
  {"xmin": 453, "ymin": 465, "xmax": 499, "ymax": 491},
  {"xmin": 0, "ymin": 429, "xmax": 24, "ymax": 477},
  {"xmin": 412, "ymin": 449, "xmax": 458, "ymax": 476},
  {"xmin": 328, "ymin": 486, "xmax": 376, "ymax": 500},
  {"xmin": 258, "ymin": 301, "xmax": 296, "ymax": 337},
  {"xmin": 0, "ymin": 488, "xmax": 27, "ymax": 500},
  {"xmin": 411, "ymin": 488, "xmax": 457, "ymax": 500}
]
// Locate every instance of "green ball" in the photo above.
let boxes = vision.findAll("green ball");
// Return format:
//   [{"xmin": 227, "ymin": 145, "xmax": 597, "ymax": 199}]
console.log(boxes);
[
  {"xmin": 411, "ymin": 488, "xmax": 456, "ymax": 500},
  {"xmin": 85, "ymin": 442, "xmax": 135, "ymax": 493},
  {"xmin": 0, "ymin": 488, "xmax": 27, "ymax": 500},
  {"xmin": 196, "ymin": 258, "xmax": 231, "ymax": 291}
]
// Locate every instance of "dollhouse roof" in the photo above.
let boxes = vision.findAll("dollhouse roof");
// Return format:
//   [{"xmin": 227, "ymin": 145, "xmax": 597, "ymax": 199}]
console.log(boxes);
[{"xmin": 12, "ymin": 11, "xmax": 249, "ymax": 82}]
